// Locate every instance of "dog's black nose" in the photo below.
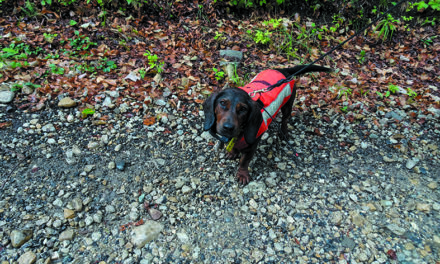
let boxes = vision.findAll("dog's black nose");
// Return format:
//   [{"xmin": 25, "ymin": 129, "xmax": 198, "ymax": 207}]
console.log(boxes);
[{"xmin": 222, "ymin": 123, "xmax": 235, "ymax": 132}]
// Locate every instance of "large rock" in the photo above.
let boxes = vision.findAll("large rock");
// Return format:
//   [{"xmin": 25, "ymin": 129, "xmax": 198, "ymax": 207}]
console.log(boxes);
[
  {"xmin": 0, "ymin": 91, "xmax": 15, "ymax": 103},
  {"xmin": 17, "ymin": 251, "xmax": 36, "ymax": 264},
  {"xmin": 131, "ymin": 220, "xmax": 164, "ymax": 248},
  {"xmin": 10, "ymin": 229, "xmax": 32, "ymax": 248},
  {"xmin": 58, "ymin": 97, "xmax": 76, "ymax": 108},
  {"xmin": 59, "ymin": 229, "xmax": 75, "ymax": 241},
  {"xmin": 219, "ymin": 50, "xmax": 243, "ymax": 61}
]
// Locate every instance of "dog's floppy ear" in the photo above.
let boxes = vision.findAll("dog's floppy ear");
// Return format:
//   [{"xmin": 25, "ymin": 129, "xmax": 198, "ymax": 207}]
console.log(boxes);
[
  {"xmin": 203, "ymin": 92, "xmax": 218, "ymax": 131},
  {"xmin": 243, "ymin": 100, "xmax": 263, "ymax": 145}
]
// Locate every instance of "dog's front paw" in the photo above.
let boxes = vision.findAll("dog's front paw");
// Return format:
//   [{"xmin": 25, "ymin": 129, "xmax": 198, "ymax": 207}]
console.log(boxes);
[
  {"xmin": 225, "ymin": 150, "xmax": 239, "ymax": 160},
  {"xmin": 236, "ymin": 168, "xmax": 250, "ymax": 185}
]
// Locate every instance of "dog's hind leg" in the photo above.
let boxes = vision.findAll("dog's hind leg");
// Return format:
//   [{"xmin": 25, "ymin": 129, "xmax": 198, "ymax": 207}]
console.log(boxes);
[{"xmin": 280, "ymin": 84, "xmax": 297, "ymax": 135}]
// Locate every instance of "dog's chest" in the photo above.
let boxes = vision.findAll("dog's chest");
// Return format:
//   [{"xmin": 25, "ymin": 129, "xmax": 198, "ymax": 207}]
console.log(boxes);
[{"xmin": 233, "ymin": 137, "xmax": 249, "ymax": 151}]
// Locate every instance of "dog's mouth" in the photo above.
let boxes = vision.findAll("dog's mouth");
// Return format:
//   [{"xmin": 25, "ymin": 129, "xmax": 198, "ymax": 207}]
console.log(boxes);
[
  {"xmin": 209, "ymin": 130, "xmax": 231, "ymax": 143},
  {"xmin": 218, "ymin": 130, "xmax": 234, "ymax": 139},
  {"xmin": 218, "ymin": 126, "xmax": 243, "ymax": 140}
]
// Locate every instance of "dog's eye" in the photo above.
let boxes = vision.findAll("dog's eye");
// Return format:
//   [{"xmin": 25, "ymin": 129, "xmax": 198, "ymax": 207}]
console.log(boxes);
[
  {"xmin": 219, "ymin": 100, "xmax": 227, "ymax": 107},
  {"xmin": 238, "ymin": 107, "xmax": 248, "ymax": 114}
]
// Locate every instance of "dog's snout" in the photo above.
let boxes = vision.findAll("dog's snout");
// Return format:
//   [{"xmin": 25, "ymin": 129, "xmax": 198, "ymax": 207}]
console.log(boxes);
[{"xmin": 222, "ymin": 123, "xmax": 235, "ymax": 132}]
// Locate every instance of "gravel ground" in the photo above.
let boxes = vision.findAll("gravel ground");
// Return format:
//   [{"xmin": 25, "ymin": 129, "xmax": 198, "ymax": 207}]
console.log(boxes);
[{"xmin": 0, "ymin": 94, "xmax": 439, "ymax": 264}]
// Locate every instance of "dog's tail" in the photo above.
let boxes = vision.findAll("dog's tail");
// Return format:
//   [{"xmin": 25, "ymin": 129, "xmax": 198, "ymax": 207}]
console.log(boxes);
[{"xmin": 276, "ymin": 65, "xmax": 333, "ymax": 77}]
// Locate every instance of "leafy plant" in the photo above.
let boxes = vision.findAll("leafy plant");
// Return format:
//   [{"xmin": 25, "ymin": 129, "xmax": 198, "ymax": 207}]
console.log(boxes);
[
  {"xmin": 9, "ymin": 61, "xmax": 29, "ymax": 69},
  {"xmin": 358, "ymin": 50, "xmax": 366, "ymax": 64},
  {"xmin": 41, "ymin": 0, "xmax": 51, "ymax": 5},
  {"xmin": 69, "ymin": 20, "xmax": 78, "ymax": 26},
  {"xmin": 69, "ymin": 30, "xmax": 97, "ymax": 52},
  {"xmin": 74, "ymin": 58, "xmax": 117, "ymax": 74},
  {"xmin": 407, "ymin": 87, "xmax": 417, "ymax": 98},
  {"xmin": 212, "ymin": 67, "xmax": 225, "ymax": 81},
  {"xmin": 81, "ymin": 108, "xmax": 95, "ymax": 118},
  {"xmin": 377, "ymin": 84, "xmax": 399, "ymax": 98},
  {"xmin": 49, "ymin": 64, "xmax": 65, "ymax": 75},
  {"xmin": 44, "ymin": 53, "xmax": 60, "ymax": 60},
  {"xmin": 197, "ymin": 4, "xmax": 209, "ymax": 21},
  {"xmin": 11, "ymin": 83, "xmax": 23, "ymax": 92},
  {"xmin": 214, "ymin": 0, "xmax": 285, "ymax": 8},
  {"xmin": 420, "ymin": 35, "xmax": 437, "ymax": 46},
  {"xmin": 388, "ymin": 84, "xmax": 399, "ymax": 94},
  {"xmin": 1, "ymin": 43, "xmax": 33, "ymax": 60},
  {"xmin": 247, "ymin": 29, "xmax": 271, "ymax": 45},
  {"xmin": 376, "ymin": 91, "xmax": 384, "ymax": 99},
  {"xmin": 139, "ymin": 68, "xmax": 147, "ymax": 79},
  {"xmin": 330, "ymin": 15, "xmax": 344, "ymax": 32},
  {"xmin": 293, "ymin": 22, "xmax": 327, "ymax": 51},
  {"xmin": 422, "ymin": 17, "xmax": 437, "ymax": 26},
  {"xmin": 411, "ymin": 0, "xmax": 440, "ymax": 11},
  {"xmin": 143, "ymin": 51, "xmax": 165, "ymax": 73},
  {"xmin": 24, "ymin": 82, "xmax": 41, "ymax": 90},
  {"xmin": 428, "ymin": 0, "xmax": 440, "ymax": 11},
  {"xmin": 0, "ymin": 43, "xmax": 43, "ymax": 69},
  {"xmin": 375, "ymin": 13, "xmax": 399, "ymax": 41},
  {"xmin": 338, "ymin": 86, "xmax": 352, "ymax": 99},
  {"xmin": 340, "ymin": 106, "xmax": 348, "ymax": 113},
  {"xmin": 43, "ymin": 33, "xmax": 58, "ymax": 43},
  {"xmin": 98, "ymin": 10, "xmax": 107, "ymax": 26},
  {"xmin": 101, "ymin": 59, "xmax": 117, "ymax": 73},
  {"xmin": 230, "ymin": 64, "xmax": 247, "ymax": 86},
  {"xmin": 1, "ymin": 46, "xmax": 23, "ymax": 60},
  {"xmin": 23, "ymin": 0, "xmax": 37, "ymax": 17},
  {"xmin": 214, "ymin": 31, "xmax": 225, "ymax": 41},
  {"xmin": 360, "ymin": 87, "xmax": 369, "ymax": 97},
  {"xmin": 262, "ymin": 18, "xmax": 283, "ymax": 29}
]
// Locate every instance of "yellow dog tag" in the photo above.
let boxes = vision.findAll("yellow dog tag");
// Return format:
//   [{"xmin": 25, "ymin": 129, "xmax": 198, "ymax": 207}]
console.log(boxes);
[{"xmin": 225, "ymin": 137, "xmax": 237, "ymax": 152}]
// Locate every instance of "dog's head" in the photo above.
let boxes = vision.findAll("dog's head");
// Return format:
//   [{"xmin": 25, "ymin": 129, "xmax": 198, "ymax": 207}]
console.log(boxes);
[{"xmin": 203, "ymin": 88, "xmax": 262, "ymax": 145}]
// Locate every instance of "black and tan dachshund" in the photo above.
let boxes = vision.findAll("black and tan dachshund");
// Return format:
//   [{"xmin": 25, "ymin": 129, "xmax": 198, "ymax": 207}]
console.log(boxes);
[{"xmin": 203, "ymin": 65, "xmax": 332, "ymax": 184}]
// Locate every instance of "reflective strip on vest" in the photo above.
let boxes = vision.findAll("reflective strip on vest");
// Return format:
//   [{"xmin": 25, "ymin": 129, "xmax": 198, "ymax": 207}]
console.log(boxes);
[{"xmin": 256, "ymin": 82, "xmax": 292, "ymax": 138}]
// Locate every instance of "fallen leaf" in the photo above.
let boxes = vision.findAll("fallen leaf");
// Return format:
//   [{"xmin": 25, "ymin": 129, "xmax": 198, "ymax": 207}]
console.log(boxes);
[
  {"xmin": 124, "ymin": 71, "xmax": 141, "ymax": 82},
  {"xmin": 0, "ymin": 121, "xmax": 12, "ymax": 129},
  {"xmin": 143, "ymin": 116, "xmax": 156, "ymax": 126}
]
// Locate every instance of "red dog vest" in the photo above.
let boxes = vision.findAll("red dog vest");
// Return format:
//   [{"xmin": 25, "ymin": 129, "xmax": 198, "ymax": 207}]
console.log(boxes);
[{"xmin": 239, "ymin": 69, "xmax": 295, "ymax": 139}]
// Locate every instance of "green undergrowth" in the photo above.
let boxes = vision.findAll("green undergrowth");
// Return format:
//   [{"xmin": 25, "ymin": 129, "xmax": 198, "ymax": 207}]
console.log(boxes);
[
  {"xmin": 1, "ymin": 0, "xmax": 439, "ymax": 25},
  {"xmin": 2, "ymin": 0, "xmax": 438, "ymax": 43}
]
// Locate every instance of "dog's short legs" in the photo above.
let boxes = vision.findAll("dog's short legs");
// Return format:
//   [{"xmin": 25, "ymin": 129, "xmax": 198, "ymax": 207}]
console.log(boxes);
[
  {"xmin": 236, "ymin": 167, "xmax": 250, "ymax": 185},
  {"xmin": 225, "ymin": 148, "xmax": 239, "ymax": 159},
  {"xmin": 236, "ymin": 139, "xmax": 260, "ymax": 184}
]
